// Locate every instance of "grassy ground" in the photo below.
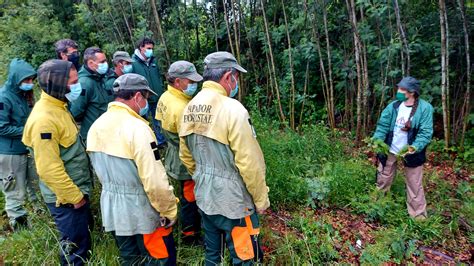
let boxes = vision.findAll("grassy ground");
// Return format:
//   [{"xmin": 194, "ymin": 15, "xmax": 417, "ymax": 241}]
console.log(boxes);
[{"xmin": 0, "ymin": 115, "xmax": 472, "ymax": 264}]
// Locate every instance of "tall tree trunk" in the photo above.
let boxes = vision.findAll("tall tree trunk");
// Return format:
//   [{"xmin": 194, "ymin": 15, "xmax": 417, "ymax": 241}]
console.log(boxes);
[
  {"xmin": 212, "ymin": 0, "xmax": 219, "ymax": 51},
  {"xmin": 299, "ymin": 61, "xmax": 310, "ymax": 132},
  {"xmin": 281, "ymin": 0, "xmax": 296, "ymax": 130},
  {"xmin": 359, "ymin": 6, "xmax": 369, "ymax": 135},
  {"xmin": 346, "ymin": 0, "xmax": 363, "ymax": 141},
  {"xmin": 309, "ymin": 2, "xmax": 331, "ymax": 129},
  {"xmin": 223, "ymin": 0, "xmax": 235, "ymax": 55},
  {"xmin": 457, "ymin": 0, "xmax": 471, "ymax": 149},
  {"xmin": 393, "ymin": 0, "xmax": 410, "ymax": 76},
  {"xmin": 261, "ymin": 0, "xmax": 286, "ymax": 125},
  {"xmin": 322, "ymin": 0, "xmax": 335, "ymax": 129},
  {"xmin": 439, "ymin": 0, "xmax": 450, "ymax": 148},
  {"xmin": 229, "ymin": 0, "xmax": 243, "ymax": 100},
  {"xmin": 149, "ymin": 0, "xmax": 170, "ymax": 65},
  {"xmin": 117, "ymin": 0, "xmax": 134, "ymax": 47}
]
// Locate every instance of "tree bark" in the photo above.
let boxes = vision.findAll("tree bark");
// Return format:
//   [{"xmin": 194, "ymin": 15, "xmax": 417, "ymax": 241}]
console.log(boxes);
[
  {"xmin": 439, "ymin": 0, "xmax": 450, "ymax": 148},
  {"xmin": 346, "ymin": 0, "xmax": 363, "ymax": 141},
  {"xmin": 261, "ymin": 0, "xmax": 286, "ymax": 125},
  {"xmin": 457, "ymin": 0, "xmax": 471, "ymax": 149},
  {"xmin": 322, "ymin": 0, "xmax": 335, "ymax": 129},
  {"xmin": 393, "ymin": 0, "xmax": 410, "ymax": 76},
  {"xmin": 281, "ymin": 0, "xmax": 296, "ymax": 129},
  {"xmin": 223, "ymin": 0, "xmax": 235, "ymax": 55},
  {"xmin": 149, "ymin": 0, "xmax": 170, "ymax": 65}
]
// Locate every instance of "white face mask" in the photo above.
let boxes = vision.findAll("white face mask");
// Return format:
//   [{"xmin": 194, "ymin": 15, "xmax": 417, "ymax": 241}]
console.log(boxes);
[{"xmin": 65, "ymin": 83, "xmax": 82, "ymax": 102}]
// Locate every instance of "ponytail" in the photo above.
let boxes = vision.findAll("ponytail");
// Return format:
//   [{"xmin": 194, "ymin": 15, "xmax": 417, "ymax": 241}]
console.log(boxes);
[{"xmin": 401, "ymin": 96, "xmax": 419, "ymax": 132}]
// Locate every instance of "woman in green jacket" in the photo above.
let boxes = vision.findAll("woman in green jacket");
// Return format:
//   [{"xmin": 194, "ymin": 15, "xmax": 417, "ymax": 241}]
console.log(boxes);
[{"xmin": 372, "ymin": 76, "xmax": 434, "ymax": 219}]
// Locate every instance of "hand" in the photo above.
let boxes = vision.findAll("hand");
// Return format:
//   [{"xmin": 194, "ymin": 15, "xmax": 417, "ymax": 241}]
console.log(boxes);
[
  {"xmin": 73, "ymin": 197, "xmax": 87, "ymax": 209},
  {"xmin": 160, "ymin": 217, "xmax": 176, "ymax": 228}
]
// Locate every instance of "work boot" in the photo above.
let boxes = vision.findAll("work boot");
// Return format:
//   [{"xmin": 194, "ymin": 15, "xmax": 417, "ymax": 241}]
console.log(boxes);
[{"xmin": 9, "ymin": 215, "xmax": 29, "ymax": 231}]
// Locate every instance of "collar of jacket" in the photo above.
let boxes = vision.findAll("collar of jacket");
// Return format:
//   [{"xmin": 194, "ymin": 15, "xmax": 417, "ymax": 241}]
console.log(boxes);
[
  {"xmin": 133, "ymin": 49, "xmax": 153, "ymax": 66},
  {"xmin": 107, "ymin": 101, "xmax": 149, "ymax": 124},
  {"xmin": 167, "ymin": 85, "xmax": 192, "ymax": 100},
  {"xmin": 80, "ymin": 65, "xmax": 105, "ymax": 80},
  {"xmin": 202, "ymin": 81, "xmax": 228, "ymax": 97},
  {"xmin": 41, "ymin": 91, "xmax": 68, "ymax": 109}
]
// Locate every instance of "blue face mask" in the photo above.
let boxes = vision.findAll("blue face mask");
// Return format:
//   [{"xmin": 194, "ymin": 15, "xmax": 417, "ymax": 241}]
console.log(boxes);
[
  {"xmin": 19, "ymin": 83, "xmax": 34, "ymax": 91},
  {"xmin": 135, "ymin": 96, "xmax": 149, "ymax": 116},
  {"xmin": 229, "ymin": 75, "xmax": 239, "ymax": 98},
  {"xmin": 144, "ymin": 49, "xmax": 153, "ymax": 58},
  {"xmin": 97, "ymin": 62, "xmax": 109, "ymax": 75},
  {"xmin": 65, "ymin": 83, "xmax": 82, "ymax": 102},
  {"xmin": 123, "ymin": 64, "xmax": 133, "ymax": 74},
  {"xmin": 183, "ymin": 83, "xmax": 198, "ymax": 97}
]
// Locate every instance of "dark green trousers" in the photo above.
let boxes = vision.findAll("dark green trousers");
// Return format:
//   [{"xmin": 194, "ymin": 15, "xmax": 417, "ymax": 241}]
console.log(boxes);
[
  {"xmin": 199, "ymin": 210, "xmax": 263, "ymax": 266},
  {"xmin": 112, "ymin": 227, "xmax": 176, "ymax": 266}
]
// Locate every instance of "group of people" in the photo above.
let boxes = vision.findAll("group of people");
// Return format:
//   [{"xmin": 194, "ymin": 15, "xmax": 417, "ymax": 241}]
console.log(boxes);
[
  {"xmin": 0, "ymin": 35, "xmax": 433, "ymax": 265},
  {"xmin": 0, "ymin": 37, "xmax": 270, "ymax": 266}
]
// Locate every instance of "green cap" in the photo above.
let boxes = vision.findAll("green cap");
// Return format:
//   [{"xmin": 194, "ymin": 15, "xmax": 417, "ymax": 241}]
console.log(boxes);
[
  {"xmin": 168, "ymin": 60, "xmax": 203, "ymax": 82},
  {"xmin": 203, "ymin": 51, "xmax": 247, "ymax": 73},
  {"xmin": 113, "ymin": 51, "xmax": 135, "ymax": 63},
  {"xmin": 113, "ymin": 73, "xmax": 157, "ymax": 96}
]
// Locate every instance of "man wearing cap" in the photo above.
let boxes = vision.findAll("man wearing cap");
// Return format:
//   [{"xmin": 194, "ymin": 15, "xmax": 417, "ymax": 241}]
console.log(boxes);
[
  {"xmin": 22, "ymin": 59, "xmax": 93, "ymax": 265},
  {"xmin": 179, "ymin": 52, "xmax": 270, "ymax": 264},
  {"xmin": 156, "ymin": 61, "xmax": 203, "ymax": 245},
  {"xmin": 105, "ymin": 51, "xmax": 135, "ymax": 89},
  {"xmin": 70, "ymin": 47, "xmax": 114, "ymax": 141},
  {"xmin": 0, "ymin": 58, "xmax": 37, "ymax": 230},
  {"xmin": 373, "ymin": 76, "xmax": 433, "ymax": 219},
  {"xmin": 87, "ymin": 73, "xmax": 178, "ymax": 265},
  {"xmin": 132, "ymin": 37, "xmax": 167, "ymax": 148}
]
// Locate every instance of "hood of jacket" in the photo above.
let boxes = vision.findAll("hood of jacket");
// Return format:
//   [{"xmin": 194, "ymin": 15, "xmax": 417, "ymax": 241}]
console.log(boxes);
[
  {"xmin": 37, "ymin": 59, "xmax": 73, "ymax": 102},
  {"xmin": 3, "ymin": 58, "xmax": 36, "ymax": 93}
]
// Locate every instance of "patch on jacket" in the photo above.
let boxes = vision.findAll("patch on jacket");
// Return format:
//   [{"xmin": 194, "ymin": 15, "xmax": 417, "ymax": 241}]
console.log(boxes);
[
  {"xmin": 0, "ymin": 102, "xmax": 4, "ymax": 110},
  {"xmin": 81, "ymin": 89, "xmax": 86, "ymax": 96},
  {"xmin": 150, "ymin": 141, "xmax": 160, "ymax": 160},
  {"xmin": 248, "ymin": 119, "xmax": 257, "ymax": 138},
  {"xmin": 40, "ymin": 133, "xmax": 52, "ymax": 140}
]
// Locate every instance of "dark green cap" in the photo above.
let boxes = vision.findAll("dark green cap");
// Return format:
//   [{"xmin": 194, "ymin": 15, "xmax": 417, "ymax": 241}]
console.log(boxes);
[
  {"xmin": 203, "ymin": 51, "xmax": 247, "ymax": 73},
  {"xmin": 113, "ymin": 51, "xmax": 134, "ymax": 63},
  {"xmin": 113, "ymin": 73, "xmax": 157, "ymax": 96},
  {"xmin": 168, "ymin": 60, "xmax": 203, "ymax": 82}
]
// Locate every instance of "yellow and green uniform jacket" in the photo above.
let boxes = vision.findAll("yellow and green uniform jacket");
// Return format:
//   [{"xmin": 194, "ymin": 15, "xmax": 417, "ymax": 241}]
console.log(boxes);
[
  {"xmin": 22, "ymin": 92, "xmax": 92, "ymax": 206},
  {"xmin": 179, "ymin": 81, "xmax": 270, "ymax": 219},
  {"xmin": 156, "ymin": 85, "xmax": 192, "ymax": 180},
  {"xmin": 87, "ymin": 102, "xmax": 177, "ymax": 235}
]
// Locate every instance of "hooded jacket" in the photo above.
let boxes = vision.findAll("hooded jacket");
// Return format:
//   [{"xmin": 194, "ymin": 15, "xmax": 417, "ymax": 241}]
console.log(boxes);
[
  {"xmin": 22, "ymin": 60, "xmax": 92, "ymax": 206},
  {"xmin": 69, "ymin": 65, "xmax": 114, "ymax": 140},
  {"xmin": 0, "ymin": 58, "xmax": 36, "ymax": 154}
]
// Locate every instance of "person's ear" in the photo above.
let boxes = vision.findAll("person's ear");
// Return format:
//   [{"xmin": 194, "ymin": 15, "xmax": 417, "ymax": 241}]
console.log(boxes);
[{"xmin": 223, "ymin": 71, "xmax": 232, "ymax": 82}]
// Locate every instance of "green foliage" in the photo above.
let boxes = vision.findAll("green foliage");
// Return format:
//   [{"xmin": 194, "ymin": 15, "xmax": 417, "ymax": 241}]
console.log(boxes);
[
  {"xmin": 0, "ymin": 2, "xmax": 67, "ymax": 83},
  {"xmin": 284, "ymin": 212, "xmax": 341, "ymax": 264},
  {"xmin": 365, "ymin": 137, "xmax": 389, "ymax": 156}
]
